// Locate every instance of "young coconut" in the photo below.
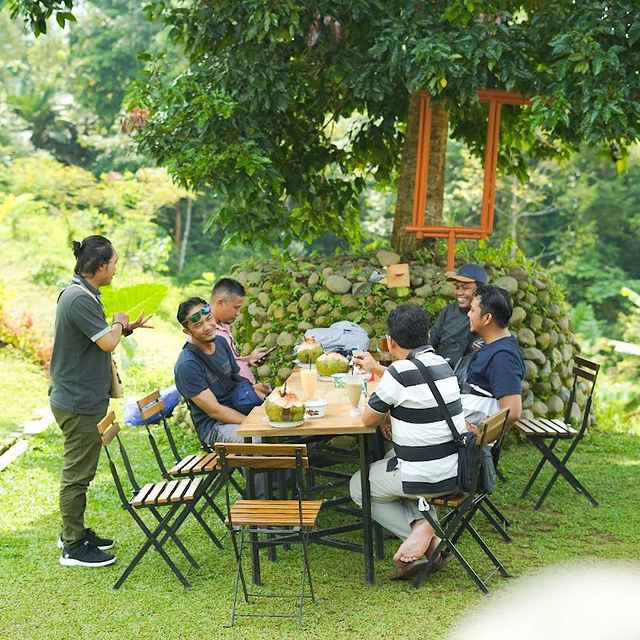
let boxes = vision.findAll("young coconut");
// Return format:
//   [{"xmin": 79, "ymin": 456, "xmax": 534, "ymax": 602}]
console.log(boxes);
[
  {"xmin": 297, "ymin": 337, "xmax": 324, "ymax": 364},
  {"xmin": 315, "ymin": 352, "xmax": 350, "ymax": 377},
  {"xmin": 264, "ymin": 383, "xmax": 305, "ymax": 422}
]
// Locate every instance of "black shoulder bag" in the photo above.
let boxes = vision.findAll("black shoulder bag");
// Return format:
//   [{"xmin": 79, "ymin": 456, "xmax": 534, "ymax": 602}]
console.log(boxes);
[
  {"xmin": 182, "ymin": 342, "xmax": 263, "ymax": 415},
  {"xmin": 410, "ymin": 357, "xmax": 496, "ymax": 494}
]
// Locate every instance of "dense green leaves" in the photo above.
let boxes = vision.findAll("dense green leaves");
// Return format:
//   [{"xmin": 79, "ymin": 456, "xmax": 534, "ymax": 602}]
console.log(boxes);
[
  {"xmin": 119, "ymin": 1, "xmax": 640, "ymax": 249},
  {"xmin": 10, "ymin": 1, "xmax": 640, "ymax": 254},
  {"xmin": 6, "ymin": 0, "xmax": 75, "ymax": 35}
]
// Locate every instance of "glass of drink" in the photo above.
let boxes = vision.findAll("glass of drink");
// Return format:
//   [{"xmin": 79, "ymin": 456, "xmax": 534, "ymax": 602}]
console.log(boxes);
[
  {"xmin": 345, "ymin": 373, "xmax": 363, "ymax": 416},
  {"xmin": 300, "ymin": 367, "xmax": 317, "ymax": 401}
]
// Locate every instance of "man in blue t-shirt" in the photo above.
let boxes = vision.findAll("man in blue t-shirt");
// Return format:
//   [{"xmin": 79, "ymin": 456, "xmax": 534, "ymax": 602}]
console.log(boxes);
[
  {"xmin": 462, "ymin": 285, "xmax": 525, "ymax": 425},
  {"xmin": 174, "ymin": 297, "xmax": 270, "ymax": 446}
]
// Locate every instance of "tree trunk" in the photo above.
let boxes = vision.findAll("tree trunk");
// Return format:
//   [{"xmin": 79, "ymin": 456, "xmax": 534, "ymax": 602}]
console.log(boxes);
[
  {"xmin": 178, "ymin": 198, "xmax": 192, "ymax": 272},
  {"xmin": 391, "ymin": 92, "xmax": 449, "ymax": 255},
  {"xmin": 174, "ymin": 202, "xmax": 181, "ymax": 256}
]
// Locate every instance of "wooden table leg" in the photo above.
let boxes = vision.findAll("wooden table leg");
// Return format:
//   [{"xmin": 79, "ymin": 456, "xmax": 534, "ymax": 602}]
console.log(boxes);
[{"xmin": 358, "ymin": 433, "xmax": 375, "ymax": 584}]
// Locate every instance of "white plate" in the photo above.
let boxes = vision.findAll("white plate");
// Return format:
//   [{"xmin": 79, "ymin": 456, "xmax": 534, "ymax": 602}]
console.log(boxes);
[{"xmin": 263, "ymin": 417, "xmax": 306, "ymax": 429}]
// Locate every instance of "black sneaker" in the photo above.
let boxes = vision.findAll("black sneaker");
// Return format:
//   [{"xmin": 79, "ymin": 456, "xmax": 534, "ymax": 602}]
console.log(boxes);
[
  {"xmin": 59, "ymin": 540, "xmax": 117, "ymax": 567},
  {"xmin": 57, "ymin": 528, "xmax": 115, "ymax": 551}
]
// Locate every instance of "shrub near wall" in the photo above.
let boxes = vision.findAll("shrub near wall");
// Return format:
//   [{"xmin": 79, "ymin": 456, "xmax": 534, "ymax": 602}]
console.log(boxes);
[{"xmin": 232, "ymin": 243, "xmax": 583, "ymax": 420}]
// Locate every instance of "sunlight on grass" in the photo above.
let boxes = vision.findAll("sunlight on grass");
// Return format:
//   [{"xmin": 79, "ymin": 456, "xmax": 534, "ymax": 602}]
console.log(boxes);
[{"xmin": 0, "ymin": 348, "xmax": 49, "ymax": 442}]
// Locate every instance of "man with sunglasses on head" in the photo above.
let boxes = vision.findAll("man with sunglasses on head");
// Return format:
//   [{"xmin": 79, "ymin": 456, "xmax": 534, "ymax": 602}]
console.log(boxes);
[{"xmin": 174, "ymin": 297, "xmax": 271, "ymax": 446}]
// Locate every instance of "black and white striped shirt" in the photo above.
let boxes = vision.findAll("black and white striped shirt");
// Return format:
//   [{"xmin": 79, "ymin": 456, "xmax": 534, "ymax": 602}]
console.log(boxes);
[{"xmin": 368, "ymin": 346, "xmax": 466, "ymax": 495}]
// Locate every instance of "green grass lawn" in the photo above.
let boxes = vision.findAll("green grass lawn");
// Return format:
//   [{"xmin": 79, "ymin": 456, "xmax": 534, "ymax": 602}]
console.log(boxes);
[
  {"xmin": 0, "ymin": 418, "xmax": 638, "ymax": 640},
  {"xmin": 0, "ymin": 348, "xmax": 49, "ymax": 445}
]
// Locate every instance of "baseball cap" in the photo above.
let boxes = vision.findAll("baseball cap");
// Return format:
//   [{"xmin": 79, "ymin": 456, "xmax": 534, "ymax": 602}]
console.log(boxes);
[{"xmin": 446, "ymin": 263, "xmax": 489, "ymax": 284}]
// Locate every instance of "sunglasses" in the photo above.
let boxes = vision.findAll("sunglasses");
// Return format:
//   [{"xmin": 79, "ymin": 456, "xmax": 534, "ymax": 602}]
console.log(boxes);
[{"xmin": 183, "ymin": 303, "xmax": 212, "ymax": 325}]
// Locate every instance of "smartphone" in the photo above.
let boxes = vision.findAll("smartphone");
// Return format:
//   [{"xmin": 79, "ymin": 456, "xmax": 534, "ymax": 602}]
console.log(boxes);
[{"xmin": 256, "ymin": 345, "xmax": 277, "ymax": 363}]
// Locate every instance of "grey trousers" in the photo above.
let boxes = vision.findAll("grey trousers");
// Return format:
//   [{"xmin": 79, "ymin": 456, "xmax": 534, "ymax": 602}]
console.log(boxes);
[
  {"xmin": 52, "ymin": 404, "xmax": 104, "ymax": 548},
  {"xmin": 350, "ymin": 450, "xmax": 436, "ymax": 541},
  {"xmin": 201, "ymin": 421, "xmax": 251, "ymax": 446}
]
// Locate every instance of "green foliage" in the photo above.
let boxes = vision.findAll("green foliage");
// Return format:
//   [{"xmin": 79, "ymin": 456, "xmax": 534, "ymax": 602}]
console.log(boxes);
[
  {"xmin": 29, "ymin": 258, "xmax": 68, "ymax": 286},
  {"xmin": 0, "ymin": 154, "xmax": 187, "ymax": 275},
  {"xmin": 67, "ymin": 0, "xmax": 161, "ymax": 129},
  {"xmin": 118, "ymin": 335, "xmax": 138, "ymax": 372},
  {"xmin": 0, "ymin": 303, "xmax": 53, "ymax": 369},
  {"xmin": 571, "ymin": 302, "xmax": 600, "ymax": 346},
  {"xmin": 101, "ymin": 283, "xmax": 168, "ymax": 320},
  {"xmin": 6, "ymin": 0, "xmax": 75, "ymax": 35},
  {"xmin": 120, "ymin": 1, "xmax": 640, "ymax": 251}
]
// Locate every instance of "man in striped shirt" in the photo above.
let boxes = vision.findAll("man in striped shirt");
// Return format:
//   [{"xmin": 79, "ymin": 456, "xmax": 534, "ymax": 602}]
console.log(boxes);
[{"xmin": 350, "ymin": 304, "xmax": 466, "ymax": 578}]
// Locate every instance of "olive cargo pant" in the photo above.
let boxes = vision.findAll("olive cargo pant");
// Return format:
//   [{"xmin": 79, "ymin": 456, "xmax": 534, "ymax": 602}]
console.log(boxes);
[{"xmin": 51, "ymin": 405, "xmax": 105, "ymax": 548}]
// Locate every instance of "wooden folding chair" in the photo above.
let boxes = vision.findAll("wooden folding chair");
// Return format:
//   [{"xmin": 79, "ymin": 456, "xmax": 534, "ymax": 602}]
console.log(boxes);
[
  {"xmin": 137, "ymin": 390, "xmax": 228, "ymax": 526},
  {"xmin": 98, "ymin": 411, "xmax": 217, "ymax": 589},
  {"xmin": 515, "ymin": 356, "xmax": 600, "ymax": 510},
  {"xmin": 411, "ymin": 409, "xmax": 511, "ymax": 594},
  {"xmin": 214, "ymin": 443, "xmax": 322, "ymax": 627}
]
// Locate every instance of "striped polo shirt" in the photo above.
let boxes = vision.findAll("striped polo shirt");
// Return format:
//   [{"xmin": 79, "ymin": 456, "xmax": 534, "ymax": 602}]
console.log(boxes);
[{"xmin": 368, "ymin": 346, "xmax": 466, "ymax": 495}]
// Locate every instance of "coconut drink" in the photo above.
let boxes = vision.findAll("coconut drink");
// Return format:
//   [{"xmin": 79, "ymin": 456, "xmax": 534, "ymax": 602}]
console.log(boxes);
[
  {"xmin": 297, "ymin": 337, "xmax": 324, "ymax": 364},
  {"xmin": 315, "ymin": 352, "xmax": 350, "ymax": 377},
  {"xmin": 264, "ymin": 385, "xmax": 306, "ymax": 422}
]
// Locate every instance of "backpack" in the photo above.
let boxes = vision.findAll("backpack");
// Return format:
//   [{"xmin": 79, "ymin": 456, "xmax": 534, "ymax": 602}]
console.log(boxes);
[{"xmin": 302, "ymin": 321, "xmax": 369, "ymax": 357}]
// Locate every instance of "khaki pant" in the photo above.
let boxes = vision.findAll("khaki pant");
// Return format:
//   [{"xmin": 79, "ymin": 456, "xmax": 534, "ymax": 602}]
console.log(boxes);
[
  {"xmin": 350, "ymin": 449, "xmax": 438, "ymax": 541},
  {"xmin": 52, "ymin": 404, "xmax": 105, "ymax": 548}
]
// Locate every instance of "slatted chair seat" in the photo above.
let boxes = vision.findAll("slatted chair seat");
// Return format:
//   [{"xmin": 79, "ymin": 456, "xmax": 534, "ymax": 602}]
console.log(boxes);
[
  {"xmin": 131, "ymin": 478, "xmax": 202, "ymax": 508},
  {"xmin": 431, "ymin": 492, "xmax": 468, "ymax": 508},
  {"xmin": 214, "ymin": 442, "xmax": 320, "ymax": 627},
  {"xmin": 514, "ymin": 356, "xmax": 600, "ymax": 510},
  {"xmin": 136, "ymin": 390, "xmax": 230, "ymax": 531},
  {"xmin": 98, "ymin": 411, "xmax": 214, "ymax": 590},
  {"xmin": 228, "ymin": 500, "xmax": 323, "ymax": 527},
  {"xmin": 516, "ymin": 417, "xmax": 578, "ymax": 437},
  {"xmin": 167, "ymin": 452, "xmax": 219, "ymax": 476},
  {"xmin": 412, "ymin": 409, "xmax": 511, "ymax": 595}
]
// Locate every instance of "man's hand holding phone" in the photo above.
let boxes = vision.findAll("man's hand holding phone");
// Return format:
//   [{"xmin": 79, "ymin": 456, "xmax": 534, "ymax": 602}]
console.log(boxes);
[{"xmin": 251, "ymin": 345, "xmax": 277, "ymax": 365}]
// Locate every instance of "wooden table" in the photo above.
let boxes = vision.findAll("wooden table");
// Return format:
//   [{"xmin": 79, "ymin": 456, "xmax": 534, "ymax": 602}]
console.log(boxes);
[{"xmin": 236, "ymin": 371, "xmax": 380, "ymax": 584}]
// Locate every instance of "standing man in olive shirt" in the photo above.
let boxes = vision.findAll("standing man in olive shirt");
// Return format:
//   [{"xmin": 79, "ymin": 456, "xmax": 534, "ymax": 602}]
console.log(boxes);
[{"xmin": 50, "ymin": 235, "xmax": 150, "ymax": 567}]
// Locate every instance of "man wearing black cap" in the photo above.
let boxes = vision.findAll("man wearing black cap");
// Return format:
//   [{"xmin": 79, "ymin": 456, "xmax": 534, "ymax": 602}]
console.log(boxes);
[{"xmin": 428, "ymin": 263, "xmax": 489, "ymax": 369}]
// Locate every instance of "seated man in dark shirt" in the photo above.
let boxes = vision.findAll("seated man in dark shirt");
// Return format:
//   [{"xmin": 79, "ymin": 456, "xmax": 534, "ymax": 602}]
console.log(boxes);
[
  {"xmin": 428, "ymin": 263, "xmax": 488, "ymax": 369},
  {"xmin": 174, "ymin": 297, "xmax": 270, "ymax": 446},
  {"xmin": 462, "ymin": 284, "xmax": 525, "ymax": 426}
]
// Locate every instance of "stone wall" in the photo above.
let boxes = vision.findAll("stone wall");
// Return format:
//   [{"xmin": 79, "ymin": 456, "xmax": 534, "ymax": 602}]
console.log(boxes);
[{"xmin": 232, "ymin": 249, "xmax": 583, "ymax": 420}]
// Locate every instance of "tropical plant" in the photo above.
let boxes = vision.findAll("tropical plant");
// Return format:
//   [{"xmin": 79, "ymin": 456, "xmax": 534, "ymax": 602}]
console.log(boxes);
[{"xmin": 101, "ymin": 283, "xmax": 168, "ymax": 321}]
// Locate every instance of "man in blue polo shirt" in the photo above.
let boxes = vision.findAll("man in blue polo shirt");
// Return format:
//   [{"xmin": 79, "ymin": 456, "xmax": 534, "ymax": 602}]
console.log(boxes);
[{"xmin": 462, "ymin": 284, "xmax": 524, "ymax": 425}]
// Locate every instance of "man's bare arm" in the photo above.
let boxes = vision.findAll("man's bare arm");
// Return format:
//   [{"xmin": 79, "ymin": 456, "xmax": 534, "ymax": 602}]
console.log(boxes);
[
  {"xmin": 190, "ymin": 388, "xmax": 247, "ymax": 424},
  {"xmin": 499, "ymin": 394, "xmax": 522, "ymax": 425}
]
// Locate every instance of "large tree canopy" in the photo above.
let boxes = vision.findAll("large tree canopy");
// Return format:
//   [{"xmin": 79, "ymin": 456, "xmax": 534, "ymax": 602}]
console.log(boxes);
[{"xmin": 12, "ymin": 1, "xmax": 640, "ymax": 250}]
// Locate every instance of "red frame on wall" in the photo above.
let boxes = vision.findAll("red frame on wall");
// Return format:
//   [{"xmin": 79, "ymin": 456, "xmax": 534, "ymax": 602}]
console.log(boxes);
[{"xmin": 405, "ymin": 90, "xmax": 533, "ymax": 270}]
